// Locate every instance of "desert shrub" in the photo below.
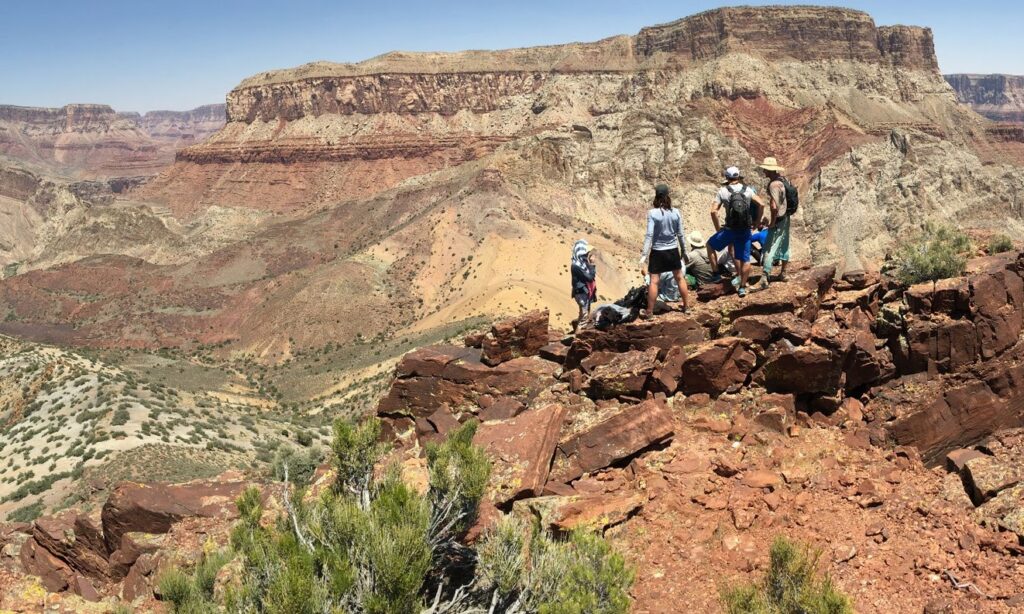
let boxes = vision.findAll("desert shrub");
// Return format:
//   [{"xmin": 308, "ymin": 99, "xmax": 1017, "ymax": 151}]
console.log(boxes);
[
  {"xmin": 157, "ymin": 549, "xmax": 231, "ymax": 613},
  {"xmin": 989, "ymin": 234, "xmax": 1014, "ymax": 254},
  {"xmin": 224, "ymin": 418, "xmax": 631, "ymax": 613},
  {"xmin": 891, "ymin": 224, "xmax": 971, "ymax": 285},
  {"xmin": 720, "ymin": 536, "xmax": 852, "ymax": 614},
  {"xmin": 270, "ymin": 445, "xmax": 324, "ymax": 488},
  {"xmin": 6, "ymin": 501, "xmax": 44, "ymax": 523}
]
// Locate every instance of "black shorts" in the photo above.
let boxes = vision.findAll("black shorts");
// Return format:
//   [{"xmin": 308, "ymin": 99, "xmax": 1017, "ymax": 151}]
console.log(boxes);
[{"xmin": 648, "ymin": 248, "xmax": 682, "ymax": 275}]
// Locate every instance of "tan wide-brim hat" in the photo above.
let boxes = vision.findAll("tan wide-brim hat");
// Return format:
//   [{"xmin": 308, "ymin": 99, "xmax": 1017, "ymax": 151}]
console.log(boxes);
[
  {"xmin": 758, "ymin": 156, "xmax": 786, "ymax": 172},
  {"xmin": 687, "ymin": 231, "xmax": 706, "ymax": 249}
]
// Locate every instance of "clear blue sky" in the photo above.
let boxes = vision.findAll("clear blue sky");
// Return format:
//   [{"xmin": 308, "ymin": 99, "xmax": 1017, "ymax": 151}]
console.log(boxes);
[{"xmin": 2, "ymin": 1, "xmax": 1019, "ymax": 113}]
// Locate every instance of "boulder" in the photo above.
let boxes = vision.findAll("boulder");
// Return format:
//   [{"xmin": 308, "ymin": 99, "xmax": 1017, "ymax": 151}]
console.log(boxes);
[
  {"xmin": 32, "ymin": 511, "xmax": 111, "ymax": 580},
  {"xmin": 905, "ymin": 277, "xmax": 970, "ymax": 316},
  {"xmin": 101, "ymin": 479, "xmax": 249, "ymax": 552},
  {"xmin": 108, "ymin": 532, "xmax": 165, "ymax": 580},
  {"xmin": 538, "ymin": 342, "xmax": 569, "ymax": 364},
  {"xmin": 976, "ymin": 483, "xmax": 1024, "ymax": 538},
  {"xmin": 473, "ymin": 403, "xmax": 567, "ymax": 506},
  {"xmin": 513, "ymin": 492, "xmax": 645, "ymax": 533},
  {"xmin": 730, "ymin": 312, "xmax": 812, "ymax": 347},
  {"xmin": 481, "ymin": 309, "xmax": 550, "ymax": 366},
  {"xmin": 678, "ymin": 337, "xmax": 757, "ymax": 396},
  {"xmin": 904, "ymin": 316, "xmax": 978, "ymax": 373},
  {"xmin": 550, "ymin": 399, "xmax": 674, "ymax": 483},
  {"xmin": 19, "ymin": 537, "xmax": 73, "ymax": 592},
  {"xmin": 586, "ymin": 348, "xmax": 660, "ymax": 399},
  {"xmin": 844, "ymin": 331, "xmax": 896, "ymax": 390},
  {"xmin": 945, "ymin": 448, "xmax": 987, "ymax": 473},
  {"xmin": 970, "ymin": 267, "xmax": 1024, "ymax": 360},
  {"xmin": 121, "ymin": 552, "xmax": 157, "ymax": 602},
  {"xmin": 478, "ymin": 398, "xmax": 525, "ymax": 422},
  {"xmin": 565, "ymin": 312, "xmax": 710, "ymax": 369},
  {"xmin": 961, "ymin": 455, "xmax": 1024, "ymax": 504},
  {"xmin": 881, "ymin": 375, "xmax": 1021, "ymax": 465},
  {"xmin": 377, "ymin": 345, "xmax": 557, "ymax": 419},
  {"xmin": 755, "ymin": 342, "xmax": 844, "ymax": 394}
]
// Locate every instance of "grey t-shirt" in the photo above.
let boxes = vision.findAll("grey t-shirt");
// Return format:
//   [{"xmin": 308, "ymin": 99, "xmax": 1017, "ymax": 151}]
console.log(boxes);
[{"xmin": 640, "ymin": 207, "xmax": 683, "ymax": 260}]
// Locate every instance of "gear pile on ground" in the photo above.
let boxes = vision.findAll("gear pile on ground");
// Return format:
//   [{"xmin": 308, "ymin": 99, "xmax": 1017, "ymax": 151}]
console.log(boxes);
[{"xmin": 4, "ymin": 256, "xmax": 1024, "ymax": 612}]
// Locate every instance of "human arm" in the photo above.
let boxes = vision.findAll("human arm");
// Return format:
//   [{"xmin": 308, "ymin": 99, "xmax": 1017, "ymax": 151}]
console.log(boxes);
[
  {"xmin": 750, "ymin": 191, "xmax": 766, "ymax": 229},
  {"xmin": 710, "ymin": 200, "xmax": 721, "ymax": 231},
  {"xmin": 768, "ymin": 180, "xmax": 784, "ymax": 227},
  {"xmin": 639, "ymin": 210, "xmax": 654, "ymax": 270}
]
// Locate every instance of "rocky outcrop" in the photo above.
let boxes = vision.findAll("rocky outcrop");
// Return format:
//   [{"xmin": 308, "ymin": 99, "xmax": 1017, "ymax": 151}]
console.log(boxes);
[
  {"xmin": 8, "ymin": 474, "xmax": 251, "ymax": 600},
  {"xmin": 946, "ymin": 74, "xmax": 1024, "ymax": 123}
]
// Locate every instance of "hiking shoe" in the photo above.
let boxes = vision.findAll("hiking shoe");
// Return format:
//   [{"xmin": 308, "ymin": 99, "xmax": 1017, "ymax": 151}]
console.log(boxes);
[
  {"xmin": 731, "ymin": 276, "xmax": 741, "ymax": 288},
  {"xmin": 710, "ymin": 274, "xmax": 723, "ymax": 284},
  {"xmin": 738, "ymin": 287, "xmax": 748, "ymax": 298},
  {"xmin": 758, "ymin": 277, "xmax": 769, "ymax": 291},
  {"xmin": 639, "ymin": 312, "xmax": 653, "ymax": 321}
]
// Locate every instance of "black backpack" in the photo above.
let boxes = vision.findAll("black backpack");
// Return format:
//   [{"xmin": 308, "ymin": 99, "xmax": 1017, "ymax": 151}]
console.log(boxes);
[
  {"xmin": 724, "ymin": 184, "xmax": 751, "ymax": 229},
  {"xmin": 777, "ymin": 177, "xmax": 799, "ymax": 217}
]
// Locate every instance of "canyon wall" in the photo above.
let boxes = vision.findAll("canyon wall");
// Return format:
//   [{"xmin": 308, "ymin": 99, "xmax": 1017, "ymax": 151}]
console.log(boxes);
[
  {"xmin": 946, "ymin": 73, "xmax": 1024, "ymax": 123},
  {"xmin": 0, "ymin": 103, "xmax": 225, "ymax": 178}
]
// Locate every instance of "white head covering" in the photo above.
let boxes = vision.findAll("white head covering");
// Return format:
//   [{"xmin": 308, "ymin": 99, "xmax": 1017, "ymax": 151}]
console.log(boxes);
[{"xmin": 572, "ymin": 239, "xmax": 592, "ymax": 268}]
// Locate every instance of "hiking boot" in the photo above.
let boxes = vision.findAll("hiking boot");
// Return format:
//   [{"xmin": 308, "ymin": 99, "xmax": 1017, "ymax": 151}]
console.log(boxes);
[
  {"xmin": 710, "ymin": 273, "xmax": 723, "ymax": 284},
  {"xmin": 738, "ymin": 287, "xmax": 748, "ymax": 298}
]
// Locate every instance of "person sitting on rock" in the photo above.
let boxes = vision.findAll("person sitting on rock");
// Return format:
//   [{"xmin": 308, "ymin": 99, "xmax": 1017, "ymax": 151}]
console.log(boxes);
[
  {"xmin": 707, "ymin": 166, "xmax": 765, "ymax": 297},
  {"xmin": 640, "ymin": 184, "xmax": 692, "ymax": 319},
  {"xmin": 683, "ymin": 231, "xmax": 715, "ymax": 288},
  {"xmin": 570, "ymin": 239, "xmax": 597, "ymax": 329}
]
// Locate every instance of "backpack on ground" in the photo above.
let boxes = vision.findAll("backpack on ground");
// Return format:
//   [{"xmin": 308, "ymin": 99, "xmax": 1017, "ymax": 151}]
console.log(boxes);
[
  {"xmin": 777, "ymin": 177, "xmax": 799, "ymax": 217},
  {"xmin": 724, "ymin": 184, "xmax": 751, "ymax": 229}
]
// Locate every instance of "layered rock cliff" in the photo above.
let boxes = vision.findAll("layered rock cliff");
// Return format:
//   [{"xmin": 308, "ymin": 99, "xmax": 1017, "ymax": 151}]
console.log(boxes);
[
  {"xmin": 946, "ymin": 73, "xmax": 1024, "ymax": 123},
  {"xmin": 0, "ymin": 103, "xmax": 225, "ymax": 178},
  {"xmin": 145, "ymin": 5, "xmax": 962, "ymax": 216}
]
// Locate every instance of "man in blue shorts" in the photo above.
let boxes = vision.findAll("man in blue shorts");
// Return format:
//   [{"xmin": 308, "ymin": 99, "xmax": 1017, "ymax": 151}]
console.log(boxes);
[{"xmin": 707, "ymin": 166, "xmax": 765, "ymax": 297}]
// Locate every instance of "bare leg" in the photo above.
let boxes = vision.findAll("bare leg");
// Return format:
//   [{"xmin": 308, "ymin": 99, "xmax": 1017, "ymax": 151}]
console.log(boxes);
[
  {"xmin": 737, "ymin": 258, "xmax": 750, "ymax": 289},
  {"xmin": 707, "ymin": 245, "xmax": 719, "ymax": 273},
  {"xmin": 672, "ymin": 269, "xmax": 691, "ymax": 310},
  {"xmin": 646, "ymin": 274, "xmax": 660, "ymax": 315}
]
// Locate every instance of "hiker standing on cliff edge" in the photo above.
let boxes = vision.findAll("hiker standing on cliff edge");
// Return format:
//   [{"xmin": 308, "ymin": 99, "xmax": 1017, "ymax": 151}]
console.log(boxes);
[
  {"xmin": 707, "ymin": 166, "xmax": 765, "ymax": 297},
  {"xmin": 639, "ymin": 184, "xmax": 692, "ymax": 319},
  {"xmin": 757, "ymin": 156, "xmax": 795, "ymax": 288}
]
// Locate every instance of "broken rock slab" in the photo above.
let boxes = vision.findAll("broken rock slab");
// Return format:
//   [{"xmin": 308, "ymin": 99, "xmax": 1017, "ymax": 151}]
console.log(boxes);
[
  {"xmin": 586, "ymin": 347, "xmax": 660, "ymax": 400},
  {"xmin": 513, "ymin": 491, "xmax": 645, "ymax": 533},
  {"xmin": 961, "ymin": 455, "xmax": 1024, "ymax": 505},
  {"xmin": 549, "ymin": 398, "xmax": 674, "ymax": 483},
  {"xmin": 473, "ymin": 403, "xmax": 567, "ymax": 506},
  {"xmin": 678, "ymin": 337, "xmax": 757, "ymax": 396}
]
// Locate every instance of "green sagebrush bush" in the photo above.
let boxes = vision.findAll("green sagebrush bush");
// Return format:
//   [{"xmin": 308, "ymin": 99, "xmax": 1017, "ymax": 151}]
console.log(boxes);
[
  {"xmin": 891, "ymin": 223, "xmax": 972, "ymax": 285},
  {"xmin": 989, "ymin": 233, "xmax": 1014, "ymax": 254},
  {"xmin": 215, "ymin": 416, "xmax": 632, "ymax": 613},
  {"xmin": 720, "ymin": 536, "xmax": 852, "ymax": 614},
  {"xmin": 158, "ymin": 549, "xmax": 232, "ymax": 613}
]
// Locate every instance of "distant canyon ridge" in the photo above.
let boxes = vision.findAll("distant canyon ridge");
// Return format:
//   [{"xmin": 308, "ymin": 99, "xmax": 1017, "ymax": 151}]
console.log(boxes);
[
  {"xmin": 946, "ymin": 74, "xmax": 1024, "ymax": 123},
  {"xmin": 0, "ymin": 103, "xmax": 225, "ymax": 178}
]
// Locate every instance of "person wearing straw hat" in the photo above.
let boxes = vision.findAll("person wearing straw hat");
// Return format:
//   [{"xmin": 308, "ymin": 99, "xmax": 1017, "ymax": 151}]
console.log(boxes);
[
  {"xmin": 639, "ymin": 184, "xmax": 692, "ymax": 318},
  {"xmin": 684, "ymin": 231, "xmax": 715, "ymax": 286},
  {"xmin": 757, "ymin": 156, "xmax": 792, "ymax": 287}
]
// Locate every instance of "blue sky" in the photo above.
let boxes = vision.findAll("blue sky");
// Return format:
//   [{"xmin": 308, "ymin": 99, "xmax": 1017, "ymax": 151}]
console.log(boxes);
[{"xmin": 1, "ymin": 1, "xmax": 1018, "ymax": 112}]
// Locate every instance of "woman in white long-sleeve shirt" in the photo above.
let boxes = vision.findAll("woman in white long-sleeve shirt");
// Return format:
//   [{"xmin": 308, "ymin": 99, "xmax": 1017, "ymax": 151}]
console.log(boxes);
[{"xmin": 639, "ymin": 184, "xmax": 692, "ymax": 318}]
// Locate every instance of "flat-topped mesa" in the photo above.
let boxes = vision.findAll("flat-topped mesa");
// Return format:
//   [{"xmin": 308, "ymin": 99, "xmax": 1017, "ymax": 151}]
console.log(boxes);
[
  {"xmin": 222, "ymin": 6, "xmax": 940, "ymax": 124},
  {"xmin": 0, "ymin": 104, "xmax": 124, "ymax": 133},
  {"xmin": 946, "ymin": 74, "xmax": 1024, "ymax": 123},
  {"xmin": 636, "ymin": 6, "xmax": 936, "ymax": 71}
]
